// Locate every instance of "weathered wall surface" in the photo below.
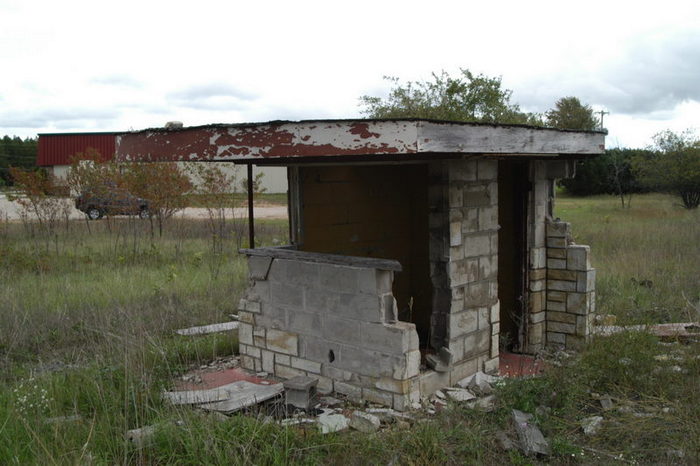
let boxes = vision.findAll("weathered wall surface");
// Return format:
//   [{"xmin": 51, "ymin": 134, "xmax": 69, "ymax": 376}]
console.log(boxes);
[
  {"xmin": 238, "ymin": 252, "xmax": 422, "ymax": 410},
  {"xmin": 545, "ymin": 221, "xmax": 596, "ymax": 349},
  {"xmin": 424, "ymin": 159, "xmax": 500, "ymax": 392}
]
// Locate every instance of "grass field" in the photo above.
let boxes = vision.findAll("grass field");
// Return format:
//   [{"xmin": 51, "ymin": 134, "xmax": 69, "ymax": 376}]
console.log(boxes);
[{"xmin": 0, "ymin": 193, "xmax": 697, "ymax": 464}]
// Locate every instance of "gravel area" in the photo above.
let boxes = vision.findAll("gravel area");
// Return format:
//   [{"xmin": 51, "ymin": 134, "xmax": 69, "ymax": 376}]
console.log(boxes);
[{"xmin": 0, "ymin": 194, "xmax": 287, "ymax": 221}]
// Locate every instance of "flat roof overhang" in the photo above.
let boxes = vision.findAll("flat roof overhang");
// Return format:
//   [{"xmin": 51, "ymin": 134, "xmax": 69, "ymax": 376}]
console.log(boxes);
[{"xmin": 115, "ymin": 119, "xmax": 606, "ymax": 165}]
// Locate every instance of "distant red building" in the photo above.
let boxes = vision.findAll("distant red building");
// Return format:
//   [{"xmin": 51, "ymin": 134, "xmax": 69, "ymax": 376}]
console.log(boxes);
[{"xmin": 37, "ymin": 132, "xmax": 117, "ymax": 178}]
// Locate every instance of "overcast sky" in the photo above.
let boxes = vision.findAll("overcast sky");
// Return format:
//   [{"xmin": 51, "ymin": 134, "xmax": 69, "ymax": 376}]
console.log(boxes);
[{"xmin": 1, "ymin": 0, "xmax": 698, "ymax": 148}]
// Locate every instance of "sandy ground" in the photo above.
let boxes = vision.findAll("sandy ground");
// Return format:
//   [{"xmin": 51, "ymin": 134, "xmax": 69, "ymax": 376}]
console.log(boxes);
[{"xmin": 0, "ymin": 194, "xmax": 288, "ymax": 221}]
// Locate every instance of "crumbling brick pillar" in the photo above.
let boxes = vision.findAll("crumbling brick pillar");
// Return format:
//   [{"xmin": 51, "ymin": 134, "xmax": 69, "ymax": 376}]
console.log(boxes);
[{"xmin": 545, "ymin": 220, "xmax": 596, "ymax": 349}]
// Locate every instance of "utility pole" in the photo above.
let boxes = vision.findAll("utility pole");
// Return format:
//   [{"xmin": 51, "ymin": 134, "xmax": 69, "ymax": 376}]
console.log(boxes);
[{"xmin": 597, "ymin": 109, "xmax": 609, "ymax": 130}]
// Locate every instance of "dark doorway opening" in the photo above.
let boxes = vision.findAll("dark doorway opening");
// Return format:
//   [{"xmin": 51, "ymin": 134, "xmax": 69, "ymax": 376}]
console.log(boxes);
[
  {"xmin": 297, "ymin": 164, "xmax": 432, "ymax": 347},
  {"xmin": 498, "ymin": 160, "xmax": 530, "ymax": 352}
]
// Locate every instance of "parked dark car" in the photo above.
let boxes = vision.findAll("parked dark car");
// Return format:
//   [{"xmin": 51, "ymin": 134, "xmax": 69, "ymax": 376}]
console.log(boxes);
[{"xmin": 75, "ymin": 185, "xmax": 150, "ymax": 220}]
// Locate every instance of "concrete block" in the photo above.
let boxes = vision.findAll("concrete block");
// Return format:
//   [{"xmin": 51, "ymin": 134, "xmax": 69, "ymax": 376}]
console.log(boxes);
[
  {"xmin": 490, "ymin": 234, "xmax": 498, "ymax": 255},
  {"xmin": 547, "ymin": 258, "xmax": 567, "ymax": 270},
  {"xmin": 547, "ymin": 280, "xmax": 577, "ymax": 292},
  {"xmin": 287, "ymin": 310, "xmax": 322, "ymax": 335},
  {"xmin": 576, "ymin": 315, "xmax": 590, "ymax": 336},
  {"xmin": 529, "ymin": 291, "xmax": 544, "ymax": 313},
  {"xmin": 335, "ymin": 381, "xmax": 362, "ymax": 402},
  {"xmin": 253, "ymin": 326, "xmax": 266, "ymax": 337},
  {"xmin": 478, "ymin": 256, "xmax": 497, "ymax": 280},
  {"xmin": 323, "ymin": 315, "xmax": 361, "ymax": 344},
  {"xmin": 577, "ymin": 269, "xmax": 596, "ymax": 292},
  {"xmin": 375, "ymin": 377, "xmax": 411, "ymax": 394},
  {"xmin": 465, "ymin": 281, "xmax": 493, "ymax": 307},
  {"xmin": 547, "ymin": 248, "xmax": 567, "ymax": 259},
  {"xmin": 331, "ymin": 293, "xmax": 384, "ymax": 323},
  {"xmin": 529, "ymin": 323, "xmax": 544, "ymax": 345},
  {"xmin": 546, "ymin": 237, "xmax": 567, "ymax": 248},
  {"xmin": 245, "ymin": 345, "xmax": 261, "ymax": 359},
  {"xmin": 448, "ymin": 337, "xmax": 465, "ymax": 361},
  {"xmin": 238, "ymin": 323, "xmax": 253, "ymax": 345},
  {"xmin": 261, "ymin": 350, "xmax": 275, "ymax": 373},
  {"xmin": 247, "ymin": 280, "xmax": 270, "ymax": 303},
  {"xmin": 461, "ymin": 208, "xmax": 479, "ymax": 233},
  {"xmin": 240, "ymin": 355, "xmax": 255, "ymax": 370},
  {"xmin": 547, "ymin": 291, "xmax": 566, "ymax": 302},
  {"xmin": 316, "ymin": 376, "xmax": 334, "ymax": 394},
  {"xmin": 376, "ymin": 270, "xmax": 394, "ymax": 295},
  {"xmin": 254, "ymin": 335, "xmax": 266, "ymax": 347},
  {"xmin": 547, "ymin": 332, "xmax": 566, "ymax": 345},
  {"xmin": 547, "ymin": 311, "xmax": 577, "ymax": 324},
  {"xmin": 476, "ymin": 329, "xmax": 490, "ymax": 354},
  {"xmin": 478, "ymin": 205, "xmax": 499, "ymax": 230},
  {"xmin": 238, "ymin": 311, "xmax": 255, "ymax": 324},
  {"xmin": 284, "ymin": 260, "xmax": 320, "ymax": 286},
  {"xmin": 449, "ymin": 310, "xmax": 478, "ymax": 338},
  {"xmin": 266, "ymin": 329, "xmax": 299, "ymax": 355},
  {"xmin": 530, "ymin": 247, "xmax": 547, "ymax": 269},
  {"xmin": 449, "ymin": 185, "xmax": 464, "ymax": 208},
  {"xmin": 530, "ymin": 279, "xmax": 545, "ymax": 292},
  {"xmin": 321, "ymin": 364, "xmax": 354, "ymax": 382},
  {"xmin": 530, "ymin": 268, "xmax": 546, "ymax": 281},
  {"xmin": 291, "ymin": 357, "xmax": 322, "ymax": 374},
  {"xmin": 419, "ymin": 370, "xmax": 450, "ymax": 395},
  {"xmin": 361, "ymin": 321, "xmax": 419, "ymax": 354},
  {"xmin": 477, "ymin": 159, "xmax": 498, "ymax": 180},
  {"xmin": 492, "ymin": 322, "xmax": 500, "ymax": 335},
  {"xmin": 490, "ymin": 301, "xmax": 500, "ymax": 323},
  {"xmin": 449, "ymin": 358, "xmax": 478, "ymax": 386},
  {"xmin": 548, "ymin": 269, "xmax": 577, "ymax": 281},
  {"xmin": 546, "ymin": 221, "xmax": 570, "ymax": 238},
  {"xmin": 477, "ymin": 306, "xmax": 490, "ymax": 330},
  {"xmin": 546, "ymin": 300, "xmax": 566, "ymax": 312},
  {"xmin": 319, "ymin": 264, "xmax": 360, "ymax": 293},
  {"xmin": 449, "ymin": 258, "xmax": 479, "ymax": 287},
  {"xmin": 356, "ymin": 268, "xmax": 379, "ymax": 295},
  {"xmin": 270, "ymin": 282, "xmax": 304, "ymax": 310},
  {"xmin": 529, "ymin": 312, "xmax": 545, "ymax": 324},
  {"xmin": 450, "ymin": 222, "xmax": 462, "ymax": 247},
  {"xmin": 548, "ymin": 321, "xmax": 576, "ymax": 334},
  {"xmin": 275, "ymin": 364, "xmax": 306, "ymax": 379},
  {"xmin": 464, "ymin": 234, "xmax": 491, "ymax": 259},
  {"xmin": 276, "ymin": 354, "xmax": 291, "ymax": 366},
  {"xmin": 567, "ymin": 245, "xmax": 590, "ymax": 271},
  {"xmin": 395, "ymin": 350, "xmax": 421, "ymax": 380},
  {"xmin": 450, "ymin": 160, "xmax": 477, "ymax": 181},
  {"xmin": 483, "ymin": 357, "xmax": 499, "ymax": 374},
  {"xmin": 362, "ymin": 388, "xmax": 394, "ymax": 406},
  {"xmin": 300, "ymin": 337, "xmax": 337, "ymax": 364},
  {"xmin": 463, "ymin": 184, "xmax": 492, "ymax": 207},
  {"xmin": 248, "ymin": 255, "xmax": 273, "ymax": 280},
  {"xmin": 254, "ymin": 358, "xmax": 262, "ymax": 372}
]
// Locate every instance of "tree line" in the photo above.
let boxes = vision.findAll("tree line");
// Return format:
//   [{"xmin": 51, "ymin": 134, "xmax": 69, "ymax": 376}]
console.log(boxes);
[
  {"xmin": 360, "ymin": 69, "xmax": 700, "ymax": 209},
  {"xmin": 0, "ymin": 136, "xmax": 37, "ymax": 187}
]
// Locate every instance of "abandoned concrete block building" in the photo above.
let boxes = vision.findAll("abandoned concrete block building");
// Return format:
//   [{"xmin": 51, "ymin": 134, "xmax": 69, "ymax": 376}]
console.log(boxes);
[{"xmin": 117, "ymin": 119, "xmax": 605, "ymax": 410}]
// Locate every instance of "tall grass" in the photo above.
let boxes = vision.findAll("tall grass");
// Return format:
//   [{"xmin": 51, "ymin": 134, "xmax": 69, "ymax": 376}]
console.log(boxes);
[{"xmin": 556, "ymin": 193, "xmax": 700, "ymax": 324}]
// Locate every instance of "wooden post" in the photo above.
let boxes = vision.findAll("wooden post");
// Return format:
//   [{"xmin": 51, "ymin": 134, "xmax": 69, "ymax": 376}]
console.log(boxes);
[{"xmin": 247, "ymin": 164, "xmax": 255, "ymax": 249}]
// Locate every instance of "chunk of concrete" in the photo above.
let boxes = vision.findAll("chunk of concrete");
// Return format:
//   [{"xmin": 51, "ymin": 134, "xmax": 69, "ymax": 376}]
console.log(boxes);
[
  {"xmin": 349, "ymin": 411, "xmax": 381, "ymax": 433},
  {"xmin": 456, "ymin": 371, "xmax": 497, "ymax": 395},
  {"xmin": 175, "ymin": 321, "xmax": 239, "ymax": 336},
  {"xmin": 444, "ymin": 387, "xmax": 476, "ymax": 402},
  {"xmin": 318, "ymin": 413, "xmax": 350, "ymax": 434},
  {"xmin": 512, "ymin": 409, "xmax": 550, "ymax": 456},
  {"xmin": 426, "ymin": 347, "xmax": 454, "ymax": 372},
  {"xmin": 581, "ymin": 416, "xmax": 604, "ymax": 436},
  {"xmin": 283, "ymin": 376, "xmax": 318, "ymax": 411},
  {"xmin": 126, "ymin": 425, "xmax": 157, "ymax": 448},
  {"xmin": 164, "ymin": 381, "xmax": 284, "ymax": 414}
]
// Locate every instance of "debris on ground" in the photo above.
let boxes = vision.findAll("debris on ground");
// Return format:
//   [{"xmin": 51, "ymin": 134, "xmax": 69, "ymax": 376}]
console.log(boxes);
[
  {"xmin": 349, "ymin": 411, "xmax": 381, "ymax": 433},
  {"xmin": 444, "ymin": 387, "xmax": 476, "ymax": 402},
  {"xmin": 512, "ymin": 409, "xmax": 550, "ymax": 456},
  {"xmin": 593, "ymin": 322, "xmax": 700, "ymax": 342},
  {"xmin": 456, "ymin": 371, "xmax": 498, "ymax": 395},
  {"xmin": 126, "ymin": 425, "xmax": 157, "ymax": 448},
  {"xmin": 317, "ymin": 410, "xmax": 350, "ymax": 434},
  {"xmin": 175, "ymin": 321, "xmax": 239, "ymax": 336},
  {"xmin": 283, "ymin": 376, "xmax": 318, "ymax": 411},
  {"xmin": 581, "ymin": 416, "xmax": 604, "ymax": 436},
  {"xmin": 44, "ymin": 414, "xmax": 82, "ymax": 424},
  {"xmin": 163, "ymin": 380, "xmax": 284, "ymax": 414}
]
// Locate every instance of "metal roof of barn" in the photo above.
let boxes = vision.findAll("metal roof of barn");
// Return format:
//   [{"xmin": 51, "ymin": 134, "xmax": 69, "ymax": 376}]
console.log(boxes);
[{"xmin": 115, "ymin": 118, "xmax": 606, "ymax": 165}]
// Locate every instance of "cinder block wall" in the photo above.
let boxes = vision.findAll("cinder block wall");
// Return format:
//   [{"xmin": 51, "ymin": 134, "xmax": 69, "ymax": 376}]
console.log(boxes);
[
  {"xmin": 238, "ymin": 253, "xmax": 422, "ymax": 410},
  {"xmin": 545, "ymin": 220, "xmax": 596, "ymax": 349},
  {"xmin": 427, "ymin": 159, "xmax": 500, "ymax": 389}
]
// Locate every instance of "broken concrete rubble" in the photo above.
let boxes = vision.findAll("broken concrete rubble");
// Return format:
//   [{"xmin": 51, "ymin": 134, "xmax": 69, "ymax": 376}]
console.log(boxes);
[
  {"xmin": 444, "ymin": 387, "xmax": 476, "ymax": 402},
  {"xmin": 163, "ymin": 380, "xmax": 284, "ymax": 414},
  {"xmin": 317, "ymin": 410, "xmax": 350, "ymax": 434},
  {"xmin": 349, "ymin": 411, "xmax": 381, "ymax": 433},
  {"xmin": 456, "ymin": 371, "xmax": 497, "ymax": 395},
  {"xmin": 175, "ymin": 321, "xmax": 239, "ymax": 336},
  {"xmin": 512, "ymin": 409, "xmax": 550, "ymax": 456},
  {"xmin": 581, "ymin": 416, "xmax": 604, "ymax": 436}
]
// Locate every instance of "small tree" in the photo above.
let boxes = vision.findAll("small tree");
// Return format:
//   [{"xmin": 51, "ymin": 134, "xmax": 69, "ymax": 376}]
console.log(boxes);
[
  {"xmin": 122, "ymin": 162, "xmax": 192, "ymax": 235},
  {"xmin": 633, "ymin": 130, "xmax": 700, "ymax": 209},
  {"xmin": 359, "ymin": 69, "xmax": 542, "ymax": 125},
  {"xmin": 545, "ymin": 97, "xmax": 599, "ymax": 131}
]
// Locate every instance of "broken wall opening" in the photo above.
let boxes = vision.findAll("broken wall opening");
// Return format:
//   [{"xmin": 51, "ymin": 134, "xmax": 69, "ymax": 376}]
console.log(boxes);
[
  {"xmin": 296, "ymin": 164, "xmax": 433, "ymax": 348},
  {"xmin": 497, "ymin": 160, "xmax": 530, "ymax": 352}
]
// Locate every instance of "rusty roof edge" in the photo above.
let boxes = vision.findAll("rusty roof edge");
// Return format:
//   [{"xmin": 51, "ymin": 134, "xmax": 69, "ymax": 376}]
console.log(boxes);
[{"xmin": 125, "ymin": 118, "xmax": 608, "ymax": 136}]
